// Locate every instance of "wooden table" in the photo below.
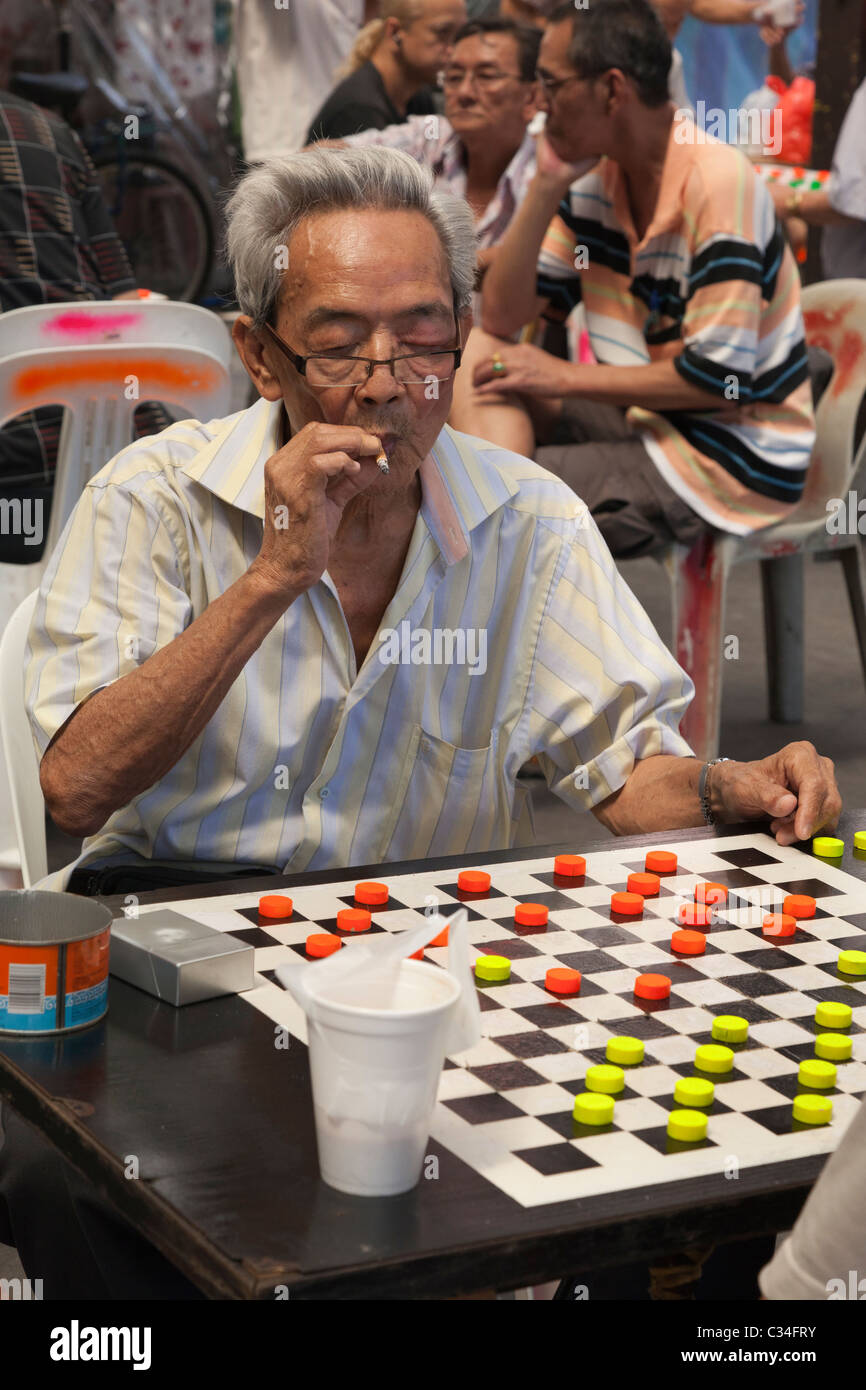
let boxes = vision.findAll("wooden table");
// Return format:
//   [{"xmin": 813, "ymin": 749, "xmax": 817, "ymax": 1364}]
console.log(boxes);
[{"xmin": 1, "ymin": 814, "xmax": 864, "ymax": 1300}]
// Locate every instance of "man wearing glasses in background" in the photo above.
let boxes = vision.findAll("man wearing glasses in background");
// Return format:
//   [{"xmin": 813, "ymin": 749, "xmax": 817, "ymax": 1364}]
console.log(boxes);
[{"xmin": 330, "ymin": 18, "xmax": 541, "ymax": 286}]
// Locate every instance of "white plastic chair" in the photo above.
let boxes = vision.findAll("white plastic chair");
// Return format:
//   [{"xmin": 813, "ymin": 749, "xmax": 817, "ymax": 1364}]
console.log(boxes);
[
  {"xmin": 0, "ymin": 299, "xmax": 233, "ymax": 562},
  {"xmin": 0, "ymin": 300, "xmax": 233, "ymax": 884},
  {"xmin": 0, "ymin": 591, "xmax": 45, "ymax": 888},
  {"xmin": 659, "ymin": 279, "xmax": 866, "ymax": 762}
]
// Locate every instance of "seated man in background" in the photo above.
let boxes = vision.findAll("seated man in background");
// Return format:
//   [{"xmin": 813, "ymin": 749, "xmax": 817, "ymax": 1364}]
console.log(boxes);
[
  {"xmin": 306, "ymin": 0, "xmax": 466, "ymax": 143},
  {"xmin": 330, "ymin": 17, "xmax": 541, "ymax": 287},
  {"xmin": 449, "ymin": 0, "xmax": 816, "ymax": 559}
]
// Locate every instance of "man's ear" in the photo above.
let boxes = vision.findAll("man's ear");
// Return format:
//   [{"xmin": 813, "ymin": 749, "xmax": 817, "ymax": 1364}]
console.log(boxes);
[
  {"xmin": 231, "ymin": 316, "xmax": 284, "ymax": 402},
  {"xmin": 522, "ymin": 83, "xmax": 541, "ymax": 126}
]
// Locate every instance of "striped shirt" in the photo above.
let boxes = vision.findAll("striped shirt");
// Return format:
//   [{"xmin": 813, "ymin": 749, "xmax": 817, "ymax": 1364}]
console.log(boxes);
[
  {"xmin": 344, "ymin": 116, "xmax": 537, "ymax": 250},
  {"xmin": 536, "ymin": 116, "xmax": 816, "ymax": 535},
  {"xmin": 26, "ymin": 397, "xmax": 696, "ymax": 891}
]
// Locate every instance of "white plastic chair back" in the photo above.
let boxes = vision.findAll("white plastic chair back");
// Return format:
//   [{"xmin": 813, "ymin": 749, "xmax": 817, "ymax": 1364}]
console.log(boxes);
[
  {"xmin": 0, "ymin": 300, "xmax": 233, "ymax": 557},
  {"xmin": 760, "ymin": 278, "xmax": 866, "ymax": 541}
]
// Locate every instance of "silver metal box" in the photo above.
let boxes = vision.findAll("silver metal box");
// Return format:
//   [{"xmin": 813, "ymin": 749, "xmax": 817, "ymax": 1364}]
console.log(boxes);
[{"xmin": 109, "ymin": 909, "xmax": 255, "ymax": 1006}]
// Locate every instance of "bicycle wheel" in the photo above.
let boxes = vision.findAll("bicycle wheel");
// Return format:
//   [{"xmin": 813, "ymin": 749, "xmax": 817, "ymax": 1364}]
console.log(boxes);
[{"xmin": 94, "ymin": 151, "xmax": 214, "ymax": 302}]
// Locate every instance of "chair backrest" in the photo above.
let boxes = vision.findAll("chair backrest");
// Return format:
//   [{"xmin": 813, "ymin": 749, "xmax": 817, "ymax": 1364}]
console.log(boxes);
[
  {"xmin": 797, "ymin": 279, "xmax": 866, "ymax": 525},
  {"xmin": 0, "ymin": 590, "xmax": 47, "ymax": 887},
  {"xmin": 0, "ymin": 301, "xmax": 234, "ymax": 556}
]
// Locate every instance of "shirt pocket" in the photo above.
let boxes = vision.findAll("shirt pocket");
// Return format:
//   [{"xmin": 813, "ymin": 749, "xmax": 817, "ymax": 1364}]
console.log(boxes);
[{"xmin": 378, "ymin": 725, "xmax": 500, "ymax": 862}]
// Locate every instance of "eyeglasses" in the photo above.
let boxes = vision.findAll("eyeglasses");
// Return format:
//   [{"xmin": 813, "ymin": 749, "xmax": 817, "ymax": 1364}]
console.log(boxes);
[
  {"xmin": 536, "ymin": 71, "xmax": 584, "ymax": 98},
  {"xmin": 440, "ymin": 66, "xmax": 526, "ymax": 90},
  {"xmin": 262, "ymin": 320, "xmax": 463, "ymax": 390}
]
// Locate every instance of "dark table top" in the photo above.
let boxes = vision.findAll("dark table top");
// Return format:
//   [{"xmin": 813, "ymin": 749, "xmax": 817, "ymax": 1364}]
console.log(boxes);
[{"xmin": 2, "ymin": 813, "xmax": 865, "ymax": 1300}]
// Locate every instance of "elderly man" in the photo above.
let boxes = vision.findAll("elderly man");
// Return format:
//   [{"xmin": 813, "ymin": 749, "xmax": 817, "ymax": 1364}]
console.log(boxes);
[
  {"xmin": 29, "ymin": 143, "xmax": 838, "ymax": 902},
  {"xmin": 449, "ymin": 0, "xmax": 817, "ymax": 559},
  {"xmin": 3, "ymin": 144, "xmax": 840, "ymax": 1298}
]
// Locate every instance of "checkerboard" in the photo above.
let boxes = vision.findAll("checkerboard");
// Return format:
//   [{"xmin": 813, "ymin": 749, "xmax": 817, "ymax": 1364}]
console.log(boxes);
[{"xmin": 136, "ymin": 834, "xmax": 866, "ymax": 1210}]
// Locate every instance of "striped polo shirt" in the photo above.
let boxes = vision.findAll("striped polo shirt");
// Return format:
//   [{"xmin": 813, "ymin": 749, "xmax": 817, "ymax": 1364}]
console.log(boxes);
[
  {"xmin": 25, "ymin": 397, "xmax": 696, "ymax": 892},
  {"xmin": 536, "ymin": 116, "xmax": 816, "ymax": 535}
]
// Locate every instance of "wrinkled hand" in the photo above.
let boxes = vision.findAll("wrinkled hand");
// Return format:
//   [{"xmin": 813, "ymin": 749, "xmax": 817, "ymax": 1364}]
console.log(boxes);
[
  {"xmin": 472, "ymin": 342, "xmax": 570, "ymax": 397},
  {"xmin": 714, "ymin": 741, "xmax": 841, "ymax": 845}
]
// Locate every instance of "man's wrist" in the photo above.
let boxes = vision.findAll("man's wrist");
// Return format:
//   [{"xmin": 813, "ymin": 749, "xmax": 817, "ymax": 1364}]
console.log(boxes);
[{"xmin": 699, "ymin": 756, "xmax": 734, "ymax": 824}]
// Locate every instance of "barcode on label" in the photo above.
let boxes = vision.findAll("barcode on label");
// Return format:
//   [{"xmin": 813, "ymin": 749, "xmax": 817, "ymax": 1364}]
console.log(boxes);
[{"xmin": 7, "ymin": 963, "xmax": 46, "ymax": 1014}]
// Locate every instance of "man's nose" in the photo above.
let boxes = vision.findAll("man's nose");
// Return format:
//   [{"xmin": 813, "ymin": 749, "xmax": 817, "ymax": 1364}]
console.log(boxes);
[{"xmin": 358, "ymin": 360, "xmax": 402, "ymax": 404}]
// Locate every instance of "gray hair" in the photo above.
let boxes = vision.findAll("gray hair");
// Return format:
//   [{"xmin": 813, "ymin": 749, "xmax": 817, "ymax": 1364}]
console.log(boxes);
[{"xmin": 224, "ymin": 146, "xmax": 477, "ymax": 330}]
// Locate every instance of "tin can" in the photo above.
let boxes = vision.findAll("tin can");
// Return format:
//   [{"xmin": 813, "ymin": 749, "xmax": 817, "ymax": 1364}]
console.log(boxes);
[{"xmin": 0, "ymin": 892, "xmax": 112, "ymax": 1035}]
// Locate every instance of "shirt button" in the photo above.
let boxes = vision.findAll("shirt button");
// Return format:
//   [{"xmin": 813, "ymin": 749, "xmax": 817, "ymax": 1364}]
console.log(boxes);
[{"xmin": 320, "ymin": 787, "xmax": 330, "ymax": 799}]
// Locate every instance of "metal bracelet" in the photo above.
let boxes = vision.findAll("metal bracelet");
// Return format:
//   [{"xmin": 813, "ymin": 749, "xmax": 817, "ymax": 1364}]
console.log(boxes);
[{"xmin": 699, "ymin": 757, "xmax": 730, "ymax": 826}]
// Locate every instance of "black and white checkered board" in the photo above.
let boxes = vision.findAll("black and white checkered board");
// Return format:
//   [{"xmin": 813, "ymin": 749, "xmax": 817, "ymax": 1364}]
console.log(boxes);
[{"xmin": 140, "ymin": 834, "xmax": 866, "ymax": 1210}]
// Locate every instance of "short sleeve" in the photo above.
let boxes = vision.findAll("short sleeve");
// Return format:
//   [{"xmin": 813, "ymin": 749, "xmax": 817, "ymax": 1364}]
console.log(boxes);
[
  {"xmin": 342, "ymin": 116, "xmax": 433, "ymax": 159},
  {"xmin": 536, "ymin": 197, "xmax": 583, "ymax": 323},
  {"xmin": 25, "ymin": 480, "xmax": 192, "ymax": 760},
  {"xmin": 528, "ymin": 509, "xmax": 696, "ymax": 808},
  {"xmin": 311, "ymin": 102, "xmax": 393, "ymax": 141},
  {"xmin": 673, "ymin": 162, "xmax": 774, "ymax": 402},
  {"xmin": 828, "ymin": 80, "xmax": 866, "ymax": 221}
]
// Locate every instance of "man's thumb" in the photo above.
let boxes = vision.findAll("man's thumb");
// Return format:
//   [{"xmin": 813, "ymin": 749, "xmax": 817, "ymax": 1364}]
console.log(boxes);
[{"xmin": 764, "ymin": 785, "xmax": 797, "ymax": 817}]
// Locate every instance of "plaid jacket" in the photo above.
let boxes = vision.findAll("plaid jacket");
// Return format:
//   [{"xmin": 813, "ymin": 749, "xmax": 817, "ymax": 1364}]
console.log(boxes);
[{"xmin": 0, "ymin": 91, "xmax": 167, "ymax": 560}]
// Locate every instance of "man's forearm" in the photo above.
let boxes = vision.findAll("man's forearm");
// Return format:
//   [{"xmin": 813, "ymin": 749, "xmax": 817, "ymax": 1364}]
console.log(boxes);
[
  {"xmin": 40, "ymin": 569, "xmax": 296, "ymax": 837},
  {"xmin": 556, "ymin": 357, "xmax": 723, "ymax": 412},
  {"xmin": 593, "ymin": 754, "xmax": 705, "ymax": 835},
  {"xmin": 481, "ymin": 173, "xmax": 564, "ymax": 336},
  {"xmin": 691, "ymin": 0, "xmax": 758, "ymax": 22},
  {"xmin": 784, "ymin": 187, "xmax": 864, "ymax": 228}
]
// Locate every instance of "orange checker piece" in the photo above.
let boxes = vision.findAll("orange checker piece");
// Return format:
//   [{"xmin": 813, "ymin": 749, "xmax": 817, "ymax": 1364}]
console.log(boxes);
[
  {"xmin": 628, "ymin": 872, "xmax": 660, "ymax": 897},
  {"xmin": 336, "ymin": 908, "xmax": 372, "ymax": 933},
  {"xmin": 678, "ymin": 902, "xmax": 713, "ymax": 929},
  {"xmin": 645, "ymin": 850, "xmax": 677, "ymax": 874},
  {"xmin": 410, "ymin": 948, "xmax": 425, "ymax": 960},
  {"xmin": 258, "ymin": 894, "xmax": 293, "ymax": 919},
  {"xmin": 546, "ymin": 967, "xmax": 581, "ymax": 996},
  {"xmin": 763, "ymin": 912, "xmax": 796, "ymax": 937},
  {"xmin": 458, "ymin": 870, "xmax": 491, "ymax": 893},
  {"xmin": 554, "ymin": 854, "xmax": 586, "ymax": 877},
  {"xmin": 695, "ymin": 881, "xmax": 728, "ymax": 907},
  {"xmin": 430, "ymin": 923, "xmax": 449, "ymax": 948},
  {"xmin": 354, "ymin": 881, "xmax": 389, "ymax": 906},
  {"xmin": 515, "ymin": 902, "xmax": 548, "ymax": 927},
  {"xmin": 671, "ymin": 929, "xmax": 706, "ymax": 956},
  {"xmin": 634, "ymin": 972, "xmax": 671, "ymax": 1000},
  {"xmin": 783, "ymin": 894, "xmax": 816, "ymax": 919},
  {"xmin": 306, "ymin": 932, "xmax": 342, "ymax": 958},
  {"xmin": 611, "ymin": 891, "xmax": 644, "ymax": 916}
]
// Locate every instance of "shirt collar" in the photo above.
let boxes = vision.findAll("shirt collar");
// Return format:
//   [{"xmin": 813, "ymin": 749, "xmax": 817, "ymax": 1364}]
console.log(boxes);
[
  {"xmin": 179, "ymin": 397, "xmax": 520, "ymax": 566},
  {"xmin": 603, "ymin": 113, "xmax": 693, "ymax": 249}
]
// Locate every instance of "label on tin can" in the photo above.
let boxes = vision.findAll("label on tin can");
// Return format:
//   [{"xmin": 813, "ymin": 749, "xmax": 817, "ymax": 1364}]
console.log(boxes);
[
  {"xmin": 65, "ymin": 933, "xmax": 110, "ymax": 1027},
  {"xmin": 0, "ymin": 929, "xmax": 110, "ymax": 1033},
  {"xmin": 0, "ymin": 946, "xmax": 58, "ymax": 1031}
]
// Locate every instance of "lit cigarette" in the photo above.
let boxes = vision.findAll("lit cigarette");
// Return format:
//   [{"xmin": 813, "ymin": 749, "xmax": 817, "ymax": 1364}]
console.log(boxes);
[{"xmin": 376, "ymin": 451, "xmax": 390, "ymax": 475}]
